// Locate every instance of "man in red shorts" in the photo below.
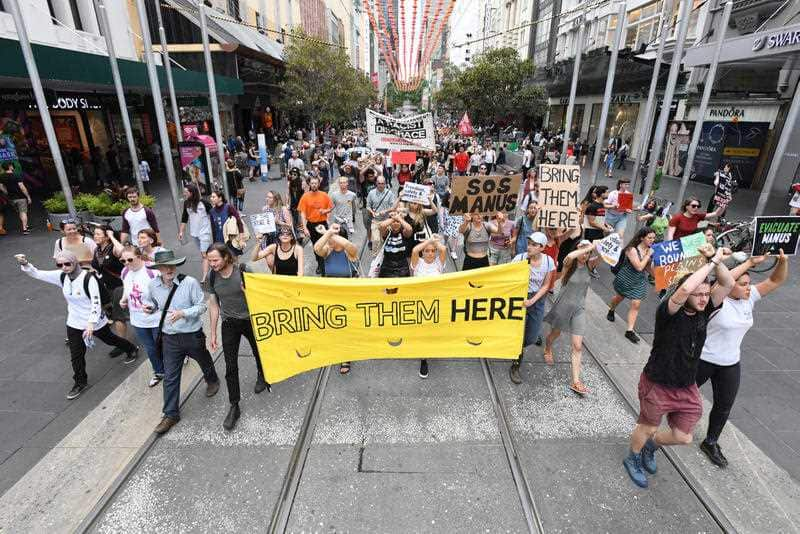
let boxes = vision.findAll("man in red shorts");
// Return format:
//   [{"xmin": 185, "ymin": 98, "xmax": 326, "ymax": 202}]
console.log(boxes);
[{"xmin": 623, "ymin": 244, "xmax": 734, "ymax": 488}]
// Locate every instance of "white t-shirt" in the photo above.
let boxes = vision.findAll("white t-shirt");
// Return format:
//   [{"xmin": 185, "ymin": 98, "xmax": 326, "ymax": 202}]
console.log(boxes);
[
  {"xmin": 139, "ymin": 161, "xmax": 151, "ymax": 182},
  {"xmin": 124, "ymin": 207, "xmax": 151, "ymax": 239},
  {"xmin": 522, "ymin": 149, "xmax": 533, "ymax": 167},
  {"xmin": 484, "ymin": 149, "xmax": 496, "ymax": 164},
  {"xmin": 414, "ymin": 257, "xmax": 444, "ymax": 277},
  {"xmin": 700, "ymin": 286, "xmax": 761, "ymax": 366},
  {"xmin": 122, "ymin": 265, "xmax": 161, "ymax": 328}
]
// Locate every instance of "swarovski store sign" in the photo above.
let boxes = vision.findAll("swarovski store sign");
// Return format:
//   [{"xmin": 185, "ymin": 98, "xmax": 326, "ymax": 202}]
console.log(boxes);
[{"xmin": 685, "ymin": 22, "xmax": 800, "ymax": 67}]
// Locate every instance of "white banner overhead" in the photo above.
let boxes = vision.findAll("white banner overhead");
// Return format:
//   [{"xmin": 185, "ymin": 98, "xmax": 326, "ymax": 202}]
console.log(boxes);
[{"xmin": 365, "ymin": 109, "xmax": 435, "ymax": 151}]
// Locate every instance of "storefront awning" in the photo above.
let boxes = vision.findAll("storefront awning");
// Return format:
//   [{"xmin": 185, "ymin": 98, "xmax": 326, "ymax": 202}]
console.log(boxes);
[
  {"xmin": 0, "ymin": 37, "xmax": 243, "ymax": 95},
  {"xmin": 163, "ymin": 0, "xmax": 283, "ymax": 65}
]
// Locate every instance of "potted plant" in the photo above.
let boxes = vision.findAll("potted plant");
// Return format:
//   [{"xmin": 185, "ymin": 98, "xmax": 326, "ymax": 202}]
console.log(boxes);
[
  {"xmin": 89, "ymin": 193, "xmax": 127, "ymax": 230},
  {"xmin": 42, "ymin": 192, "xmax": 92, "ymax": 227}
]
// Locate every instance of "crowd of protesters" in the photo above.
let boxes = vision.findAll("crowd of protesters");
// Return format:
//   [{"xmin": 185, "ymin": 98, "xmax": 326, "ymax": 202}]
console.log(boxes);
[{"xmin": 11, "ymin": 120, "xmax": 794, "ymax": 495}]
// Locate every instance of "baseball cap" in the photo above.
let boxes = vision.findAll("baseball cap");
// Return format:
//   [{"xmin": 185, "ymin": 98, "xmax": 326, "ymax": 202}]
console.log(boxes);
[{"xmin": 527, "ymin": 232, "xmax": 547, "ymax": 246}]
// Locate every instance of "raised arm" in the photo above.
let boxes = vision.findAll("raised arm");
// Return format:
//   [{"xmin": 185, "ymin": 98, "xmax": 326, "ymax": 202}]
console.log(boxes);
[{"xmin": 754, "ymin": 250, "xmax": 789, "ymax": 297}]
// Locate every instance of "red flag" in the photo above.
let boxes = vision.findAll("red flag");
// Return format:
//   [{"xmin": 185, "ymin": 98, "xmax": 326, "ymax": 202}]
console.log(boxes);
[{"xmin": 458, "ymin": 112, "xmax": 474, "ymax": 137}]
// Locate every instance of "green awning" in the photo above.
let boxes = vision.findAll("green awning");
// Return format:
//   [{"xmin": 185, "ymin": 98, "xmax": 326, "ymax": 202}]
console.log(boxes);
[{"xmin": 0, "ymin": 37, "xmax": 243, "ymax": 96}]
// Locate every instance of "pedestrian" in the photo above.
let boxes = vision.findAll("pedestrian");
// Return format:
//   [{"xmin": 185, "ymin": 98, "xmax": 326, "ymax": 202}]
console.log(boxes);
[
  {"xmin": 0, "ymin": 162, "xmax": 31, "ymax": 234},
  {"xmin": 288, "ymin": 167, "xmax": 305, "ymax": 232},
  {"xmin": 366, "ymin": 176, "xmax": 397, "ymax": 254},
  {"xmin": 521, "ymin": 145, "xmax": 533, "ymax": 177},
  {"xmin": 604, "ymin": 179, "xmax": 632, "ymax": 238},
  {"xmin": 119, "ymin": 245, "xmax": 164, "ymax": 387},
  {"xmin": 91, "ymin": 225, "xmax": 128, "ymax": 350},
  {"xmin": 509, "ymin": 232, "xmax": 556, "ymax": 384},
  {"xmin": 468, "ymin": 150, "xmax": 482, "ymax": 175},
  {"xmin": 120, "ymin": 187, "xmax": 159, "ymax": 244},
  {"xmin": 208, "ymin": 190, "xmax": 245, "ymax": 254},
  {"xmin": 298, "ymin": 177, "xmax": 334, "ymax": 274},
  {"xmin": 484, "ymin": 144, "xmax": 496, "ymax": 174},
  {"xmin": 606, "ymin": 228, "xmax": 656, "ymax": 344},
  {"xmin": 543, "ymin": 240, "xmax": 598, "ymax": 394},
  {"xmin": 314, "ymin": 222, "xmax": 360, "ymax": 375},
  {"xmin": 17, "ymin": 251, "xmax": 138, "ymax": 400},
  {"xmin": 708, "ymin": 163, "xmax": 735, "ymax": 216},
  {"xmin": 144, "ymin": 249, "xmax": 221, "ymax": 435},
  {"xmin": 518, "ymin": 168, "xmax": 539, "ymax": 214},
  {"xmin": 696, "ymin": 250, "xmax": 789, "ymax": 467},
  {"xmin": 257, "ymin": 190, "xmax": 292, "ymax": 248},
  {"xmin": 206, "ymin": 244, "xmax": 269, "ymax": 431},
  {"xmin": 512, "ymin": 201, "xmax": 540, "ymax": 256},
  {"xmin": 138, "ymin": 159, "xmax": 151, "ymax": 195},
  {"xmin": 137, "ymin": 228, "xmax": 165, "ymax": 265},
  {"xmin": 666, "ymin": 197, "xmax": 723, "ymax": 241},
  {"xmin": 410, "ymin": 235, "xmax": 447, "ymax": 379},
  {"xmin": 177, "ymin": 183, "xmax": 213, "ymax": 283},
  {"xmin": 790, "ymin": 181, "xmax": 800, "ymax": 215},
  {"xmin": 106, "ymin": 144, "xmax": 120, "ymax": 184},
  {"xmin": 396, "ymin": 164, "xmax": 413, "ymax": 188},
  {"xmin": 330, "ymin": 176, "xmax": 358, "ymax": 234},
  {"xmin": 604, "ymin": 144, "xmax": 616, "ymax": 177},
  {"xmin": 287, "ymin": 150, "xmax": 305, "ymax": 174},
  {"xmin": 54, "ymin": 218, "xmax": 96, "ymax": 266},
  {"xmin": 581, "ymin": 185, "xmax": 612, "ymax": 245},
  {"xmin": 247, "ymin": 143, "xmax": 260, "ymax": 181},
  {"xmin": 616, "ymin": 139, "xmax": 629, "ymax": 170},
  {"xmin": 378, "ymin": 211, "xmax": 413, "ymax": 277},
  {"xmin": 623, "ymin": 245, "xmax": 734, "ymax": 488},
  {"xmin": 459, "ymin": 210, "xmax": 495, "ymax": 270},
  {"xmin": 225, "ymin": 159, "xmax": 246, "ymax": 213},
  {"xmin": 454, "ymin": 146, "xmax": 469, "ymax": 176}
]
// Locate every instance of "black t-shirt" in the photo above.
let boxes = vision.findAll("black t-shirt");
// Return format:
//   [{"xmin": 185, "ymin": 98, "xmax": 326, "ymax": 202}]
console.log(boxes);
[
  {"xmin": 2, "ymin": 174, "xmax": 24, "ymax": 199},
  {"xmin": 644, "ymin": 299, "xmax": 719, "ymax": 388},
  {"xmin": 583, "ymin": 201, "xmax": 606, "ymax": 240},
  {"xmin": 380, "ymin": 230, "xmax": 411, "ymax": 277},
  {"xmin": 92, "ymin": 244, "xmax": 124, "ymax": 289}
]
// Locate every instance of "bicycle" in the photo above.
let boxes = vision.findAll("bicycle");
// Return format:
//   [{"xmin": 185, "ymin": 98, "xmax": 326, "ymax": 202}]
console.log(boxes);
[{"xmin": 714, "ymin": 217, "xmax": 777, "ymax": 273}]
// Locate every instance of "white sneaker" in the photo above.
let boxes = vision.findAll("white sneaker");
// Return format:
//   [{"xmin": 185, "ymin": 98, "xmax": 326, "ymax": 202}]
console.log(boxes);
[
  {"xmin": 148, "ymin": 375, "xmax": 163, "ymax": 388},
  {"xmin": 450, "ymin": 251, "xmax": 458, "ymax": 260}
]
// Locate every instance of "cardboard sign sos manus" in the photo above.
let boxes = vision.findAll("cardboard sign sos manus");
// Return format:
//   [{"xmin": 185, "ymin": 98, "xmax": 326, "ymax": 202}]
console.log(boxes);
[{"xmin": 449, "ymin": 174, "xmax": 522, "ymax": 216}]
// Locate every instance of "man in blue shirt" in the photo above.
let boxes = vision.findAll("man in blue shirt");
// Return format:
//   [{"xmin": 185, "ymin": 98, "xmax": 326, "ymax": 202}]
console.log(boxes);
[{"xmin": 144, "ymin": 250, "xmax": 220, "ymax": 435}]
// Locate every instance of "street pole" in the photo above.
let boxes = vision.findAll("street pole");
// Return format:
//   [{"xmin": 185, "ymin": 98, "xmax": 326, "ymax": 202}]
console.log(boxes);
[
  {"xmin": 561, "ymin": 18, "xmax": 586, "ymax": 163},
  {"xmin": 8, "ymin": 0, "xmax": 77, "ymax": 217},
  {"xmin": 155, "ymin": 0, "xmax": 183, "ymax": 143},
  {"xmin": 641, "ymin": 0, "xmax": 692, "ymax": 197},
  {"xmin": 591, "ymin": 2, "xmax": 626, "ymax": 184},
  {"xmin": 676, "ymin": 1, "xmax": 732, "ymax": 205},
  {"xmin": 94, "ymin": 0, "xmax": 143, "ymax": 193},
  {"xmin": 134, "ymin": 0, "xmax": 182, "ymax": 226},
  {"xmin": 755, "ymin": 79, "xmax": 800, "ymax": 215},
  {"xmin": 630, "ymin": 0, "xmax": 673, "ymax": 193},
  {"xmin": 198, "ymin": 1, "xmax": 230, "ymax": 200}
]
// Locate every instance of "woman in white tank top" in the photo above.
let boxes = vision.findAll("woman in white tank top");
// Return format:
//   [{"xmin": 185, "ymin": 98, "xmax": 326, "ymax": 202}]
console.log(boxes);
[{"xmin": 410, "ymin": 236, "xmax": 447, "ymax": 378}]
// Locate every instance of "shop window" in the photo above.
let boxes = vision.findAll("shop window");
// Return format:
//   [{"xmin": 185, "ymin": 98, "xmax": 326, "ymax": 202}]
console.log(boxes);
[{"xmin": 68, "ymin": 0, "xmax": 83, "ymax": 31}]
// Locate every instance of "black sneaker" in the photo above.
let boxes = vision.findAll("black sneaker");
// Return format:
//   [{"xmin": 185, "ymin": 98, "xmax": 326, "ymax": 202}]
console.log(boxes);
[
  {"xmin": 108, "ymin": 347, "xmax": 124, "ymax": 358},
  {"xmin": 624, "ymin": 330, "xmax": 640, "ymax": 344},
  {"xmin": 606, "ymin": 309, "xmax": 615, "ymax": 322},
  {"xmin": 66, "ymin": 383, "xmax": 87, "ymax": 400},
  {"xmin": 535, "ymin": 335, "xmax": 543, "ymax": 346},
  {"xmin": 123, "ymin": 348, "xmax": 139, "ymax": 365},
  {"xmin": 700, "ymin": 440, "xmax": 728, "ymax": 468},
  {"xmin": 419, "ymin": 360, "xmax": 429, "ymax": 379},
  {"xmin": 509, "ymin": 363, "xmax": 522, "ymax": 384}
]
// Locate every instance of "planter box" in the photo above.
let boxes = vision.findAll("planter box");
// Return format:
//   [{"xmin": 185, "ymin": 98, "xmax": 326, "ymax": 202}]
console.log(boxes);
[
  {"xmin": 47, "ymin": 211, "xmax": 92, "ymax": 228},
  {"xmin": 90, "ymin": 214, "xmax": 124, "ymax": 231}
]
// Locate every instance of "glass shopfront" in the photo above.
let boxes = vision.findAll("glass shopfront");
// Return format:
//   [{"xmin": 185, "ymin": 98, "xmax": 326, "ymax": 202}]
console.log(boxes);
[{"xmin": 588, "ymin": 102, "xmax": 640, "ymax": 147}]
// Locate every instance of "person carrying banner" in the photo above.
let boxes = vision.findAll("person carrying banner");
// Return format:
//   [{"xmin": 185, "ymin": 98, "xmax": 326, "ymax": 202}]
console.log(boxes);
[
  {"xmin": 696, "ymin": 249, "xmax": 789, "ymax": 467},
  {"xmin": 298, "ymin": 177, "xmax": 334, "ymax": 275},
  {"xmin": 509, "ymin": 232, "xmax": 556, "ymax": 384},
  {"xmin": 144, "ymin": 250, "xmax": 221, "ymax": 435},
  {"xmin": 410, "ymin": 235, "xmax": 447, "ymax": 379},
  {"xmin": 623, "ymin": 244, "xmax": 734, "ymax": 489},
  {"xmin": 488, "ymin": 211, "xmax": 515, "ymax": 265},
  {"xmin": 606, "ymin": 228, "xmax": 656, "ymax": 344},
  {"xmin": 378, "ymin": 211, "xmax": 414, "ymax": 278},
  {"xmin": 206, "ymin": 244, "xmax": 269, "ymax": 431},
  {"xmin": 543, "ymin": 240, "xmax": 598, "ymax": 394}
]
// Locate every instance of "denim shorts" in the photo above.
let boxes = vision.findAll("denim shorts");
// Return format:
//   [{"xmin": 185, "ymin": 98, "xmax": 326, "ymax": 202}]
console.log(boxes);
[
  {"xmin": 604, "ymin": 210, "xmax": 627, "ymax": 234},
  {"xmin": 192, "ymin": 235, "xmax": 212, "ymax": 255}
]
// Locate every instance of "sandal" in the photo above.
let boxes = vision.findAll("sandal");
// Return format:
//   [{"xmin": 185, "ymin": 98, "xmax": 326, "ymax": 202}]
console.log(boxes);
[
  {"xmin": 339, "ymin": 362, "xmax": 351, "ymax": 375},
  {"xmin": 569, "ymin": 382, "xmax": 590, "ymax": 396},
  {"xmin": 543, "ymin": 349, "xmax": 554, "ymax": 365}
]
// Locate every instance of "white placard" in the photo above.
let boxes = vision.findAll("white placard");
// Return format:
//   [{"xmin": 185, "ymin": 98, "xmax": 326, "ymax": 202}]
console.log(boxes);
[
  {"xmin": 366, "ymin": 109, "xmax": 435, "ymax": 151},
  {"xmin": 595, "ymin": 232, "xmax": 623, "ymax": 266},
  {"xmin": 250, "ymin": 212, "xmax": 276, "ymax": 235},
  {"xmin": 400, "ymin": 182, "xmax": 431, "ymax": 205}
]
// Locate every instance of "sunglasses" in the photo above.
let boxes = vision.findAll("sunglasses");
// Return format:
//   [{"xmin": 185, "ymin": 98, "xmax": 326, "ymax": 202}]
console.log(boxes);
[
  {"xmin": 689, "ymin": 203, "xmax": 700, "ymax": 208},
  {"xmin": 121, "ymin": 258, "xmax": 137, "ymax": 264},
  {"xmin": 56, "ymin": 262, "xmax": 73, "ymax": 268}
]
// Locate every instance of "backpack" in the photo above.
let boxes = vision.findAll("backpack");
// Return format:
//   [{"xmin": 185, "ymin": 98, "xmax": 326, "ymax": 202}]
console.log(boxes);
[{"xmin": 62, "ymin": 270, "xmax": 112, "ymax": 308}]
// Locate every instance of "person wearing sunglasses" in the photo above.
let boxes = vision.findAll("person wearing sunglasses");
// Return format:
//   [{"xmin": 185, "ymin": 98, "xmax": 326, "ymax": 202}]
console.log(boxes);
[
  {"xmin": 16, "ymin": 251, "xmax": 138, "ymax": 400},
  {"xmin": 665, "ymin": 196, "xmax": 723, "ymax": 241},
  {"xmin": 623, "ymin": 244, "xmax": 734, "ymax": 489},
  {"xmin": 119, "ymin": 245, "xmax": 163, "ymax": 387},
  {"xmin": 53, "ymin": 219, "xmax": 96, "ymax": 267}
]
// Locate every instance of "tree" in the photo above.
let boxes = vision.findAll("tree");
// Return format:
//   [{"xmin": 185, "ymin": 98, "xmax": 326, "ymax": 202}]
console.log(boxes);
[
  {"xmin": 433, "ymin": 48, "xmax": 547, "ymax": 127},
  {"xmin": 384, "ymin": 80, "xmax": 427, "ymax": 112},
  {"xmin": 279, "ymin": 29, "xmax": 376, "ymax": 129}
]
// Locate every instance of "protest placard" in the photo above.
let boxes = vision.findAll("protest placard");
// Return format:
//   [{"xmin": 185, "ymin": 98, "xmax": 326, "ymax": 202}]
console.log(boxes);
[
  {"xmin": 449, "ymin": 174, "xmax": 522, "ymax": 216},
  {"xmin": 250, "ymin": 212, "xmax": 276, "ymax": 235},
  {"xmin": 391, "ymin": 151, "xmax": 418, "ymax": 165},
  {"xmin": 537, "ymin": 164, "xmax": 580, "ymax": 228},
  {"xmin": 680, "ymin": 232, "xmax": 707, "ymax": 258},
  {"xmin": 618, "ymin": 191, "xmax": 634, "ymax": 211},
  {"xmin": 751, "ymin": 216, "xmax": 800, "ymax": 256},
  {"xmin": 653, "ymin": 255, "xmax": 707, "ymax": 291},
  {"xmin": 400, "ymin": 182, "xmax": 431, "ymax": 205},
  {"xmin": 595, "ymin": 233, "xmax": 622, "ymax": 266},
  {"xmin": 366, "ymin": 109, "xmax": 435, "ymax": 151}
]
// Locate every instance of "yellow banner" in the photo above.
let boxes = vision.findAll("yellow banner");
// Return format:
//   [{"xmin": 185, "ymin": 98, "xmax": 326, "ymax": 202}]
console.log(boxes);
[{"xmin": 244, "ymin": 262, "xmax": 529, "ymax": 383}]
